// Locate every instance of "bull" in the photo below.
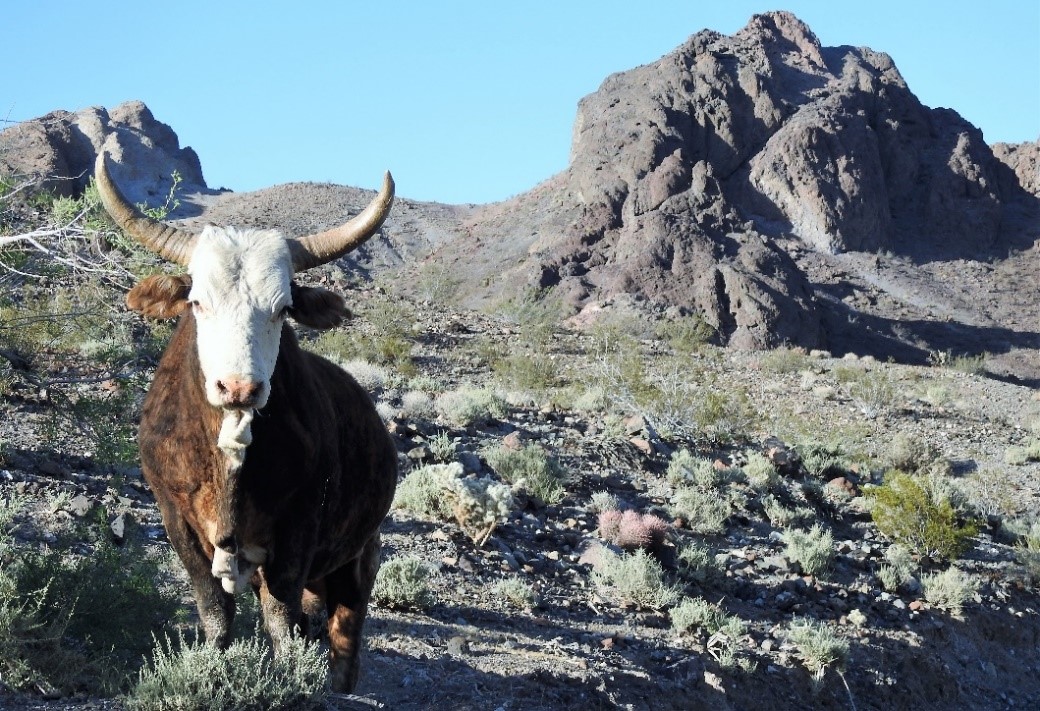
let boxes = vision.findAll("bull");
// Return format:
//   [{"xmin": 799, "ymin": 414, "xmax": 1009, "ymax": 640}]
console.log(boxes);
[{"xmin": 94, "ymin": 153, "xmax": 398, "ymax": 692}]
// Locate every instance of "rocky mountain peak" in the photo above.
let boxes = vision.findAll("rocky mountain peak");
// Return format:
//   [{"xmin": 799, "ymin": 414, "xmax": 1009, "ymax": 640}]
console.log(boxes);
[{"xmin": 0, "ymin": 100, "xmax": 206, "ymax": 206}]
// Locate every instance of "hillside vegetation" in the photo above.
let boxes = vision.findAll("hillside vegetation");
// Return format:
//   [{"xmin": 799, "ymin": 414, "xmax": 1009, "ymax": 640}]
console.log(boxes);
[{"xmin": 1, "ymin": 169, "xmax": 1039, "ymax": 710}]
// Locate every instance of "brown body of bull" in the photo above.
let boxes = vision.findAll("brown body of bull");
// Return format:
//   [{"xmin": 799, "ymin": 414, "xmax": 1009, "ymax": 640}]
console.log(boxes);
[{"xmin": 137, "ymin": 289, "xmax": 396, "ymax": 692}]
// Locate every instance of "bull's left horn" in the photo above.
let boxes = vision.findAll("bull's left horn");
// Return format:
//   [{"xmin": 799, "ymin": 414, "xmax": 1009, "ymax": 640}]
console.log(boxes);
[
  {"xmin": 94, "ymin": 154, "xmax": 197, "ymax": 266},
  {"xmin": 288, "ymin": 171, "xmax": 394, "ymax": 272}
]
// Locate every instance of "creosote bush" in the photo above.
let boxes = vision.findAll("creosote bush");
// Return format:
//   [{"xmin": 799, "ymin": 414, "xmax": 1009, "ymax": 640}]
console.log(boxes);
[
  {"xmin": 867, "ymin": 470, "xmax": 977, "ymax": 562},
  {"xmin": 125, "ymin": 632, "xmax": 327, "ymax": 711},
  {"xmin": 0, "ymin": 499, "xmax": 181, "ymax": 695}
]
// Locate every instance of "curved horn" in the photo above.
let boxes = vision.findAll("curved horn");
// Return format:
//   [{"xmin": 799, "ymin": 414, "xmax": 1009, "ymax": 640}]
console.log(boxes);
[
  {"xmin": 93, "ymin": 153, "xmax": 197, "ymax": 266},
  {"xmin": 289, "ymin": 171, "xmax": 395, "ymax": 272}
]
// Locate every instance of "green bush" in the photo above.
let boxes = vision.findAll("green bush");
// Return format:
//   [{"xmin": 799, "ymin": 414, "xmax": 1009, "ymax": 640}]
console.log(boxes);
[
  {"xmin": 782, "ymin": 524, "xmax": 835, "ymax": 577},
  {"xmin": 485, "ymin": 442, "xmax": 568, "ymax": 505},
  {"xmin": 784, "ymin": 618, "xmax": 848, "ymax": 683},
  {"xmin": 0, "ymin": 499, "xmax": 181, "ymax": 695},
  {"xmin": 591, "ymin": 549, "xmax": 680, "ymax": 610},
  {"xmin": 921, "ymin": 567, "xmax": 979, "ymax": 615},
  {"xmin": 372, "ymin": 554, "xmax": 435, "ymax": 610},
  {"xmin": 125, "ymin": 633, "xmax": 327, "ymax": 711},
  {"xmin": 489, "ymin": 576, "xmax": 538, "ymax": 610},
  {"xmin": 867, "ymin": 470, "xmax": 977, "ymax": 561},
  {"xmin": 670, "ymin": 486, "xmax": 729, "ymax": 535},
  {"xmin": 435, "ymin": 386, "xmax": 508, "ymax": 427}
]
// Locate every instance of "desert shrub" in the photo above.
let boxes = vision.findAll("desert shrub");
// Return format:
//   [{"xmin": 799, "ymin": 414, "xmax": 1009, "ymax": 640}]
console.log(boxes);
[
  {"xmin": 441, "ymin": 473, "xmax": 515, "ymax": 545},
  {"xmin": 675, "ymin": 540, "xmax": 723, "ymax": 583},
  {"xmin": 393, "ymin": 464, "xmax": 457, "ymax": 520},
  {"xmin": 1013, "ymin": 520, "xmax": 1040, "ymax": 583},
  {"xmin": 759, "ymin": 347, "xmax": 811, "ymax": 375},
  {"xmin": 426, "ymin": 431, "xmax": 457, "ymax": 463},
  {"xmin": 878, "ymin": 543, "xmax": 918, "ymax": 592},
  {"xmin": 867, "ymin": 470, "xmax": 977, "ymax": 561},
  {"xmin": 597, "ymin": 509, "xmax": 670, "ymax": 552},
  {"xmin": 887, "ymin": 432, "xmax": 939, "ymax": 473},
  {"xmin": 656, "ymin": 314, "xmax": 715, "ymax": 352},
  {"xmin": 782, "ymin": 524, "xmax": 834, "ymax": 577},
  {"xmin": 921, "ymin": 567, "xmax": 980, "ymax": 615},
  {"xmin": 494, "ymin": 288, "xmax": 561, "ymax": 346},
  {"xmin": 930, "ymin": 349, "xmax": 987, "ymax": 376},
  {"xmin": 666, "ymin": 449, "xmax": 719, "ymax": 488},
  {"xmin": 399, "ymin": 390, "xmax": 435, "ymax": 420},
  {"xmin": 394, "ymin": 463, "xmax": 514, "ymax": 544},
  {"xmin": 795, "ymin": 439, "xmax": 853, "ymax": 478},
  {"xmin": 784, "ymin": 618, "xmax": 848, "ymax": 683},
  {"xmin": 670, "ymin": 597, "xmax": 745, "ymax": 639},
  {"xmin": 490, "ymin": 576, "xmax": 537, "ymax": 610},
  {"xmin": 591, "ymin": 549, "xmax": 680, "ymax": 610},
  {"xmin": 125, "ymin": 632, "xmax": 327, "ymax": 711},
  {"xmin": 1005, "ymin": 440, "xmax": 1040, "ymax": 466},
  {"xmin": 692, "ymin": 389, "xmax": 758, "ymax": 445},
  {"xmin": 761, "ymin": 494, "xmax": 813, "ymax": 530},
  {"xmin": 485, "ymin": 442, "xmax": 568, "ymax": 505},
  {"xmin": 670, "ymin": 486, "xmax": 729, "ymax": 535},
  {"xmin": 435, "ymin": 386, "xmax": 507, "ymax": 427},
  {"xmin": 341, "ymin": 358, "xmax": 390, "ymax": 393},
  {"xmin": 742, "ymin": 451, "xmax": 779, "ymax": 491},
  {"xmin": 845, "ymin": 368, "xmax": 896, "ymax": 418},
  {"xmin": 670, "ymin": 596, "xmax": 746, "ymax": 667},
  {"xmin": 0, "ymin": 500, "xmax": 181, "ymax": 695},
  {"xmin": 372, "ymin": 555, "xmax": 435, "ymax": 610},
  {"xmin": 588, "ymin": 490, "xmax": 620, "ymax": 514},
  {"xmin": 492, "ymin": 352, "xmax": 560, "ymax": 391}
]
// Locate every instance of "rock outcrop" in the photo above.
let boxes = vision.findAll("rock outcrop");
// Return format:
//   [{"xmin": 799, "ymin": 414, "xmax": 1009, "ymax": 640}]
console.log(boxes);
[
  {"xmin": 0, "ymin": 101, "xmax": 205, "ymax": 204},
  {"xmin": 442, "ymin": 11, "xmax": 1036, "ymax": 350}
]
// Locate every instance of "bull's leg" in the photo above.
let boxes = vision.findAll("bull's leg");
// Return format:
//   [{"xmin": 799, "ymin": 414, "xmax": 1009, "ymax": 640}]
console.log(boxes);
[
  {"xmin": 256, "ymin": 567, "xmax": 306, "ymax": 654},
  {"xmin": 153, "ymin": 495, "xmax": 234, "ymax": 646},
  {"xmin": 325, "ymin": 533, "xmax": 381, "ymax": 693}
]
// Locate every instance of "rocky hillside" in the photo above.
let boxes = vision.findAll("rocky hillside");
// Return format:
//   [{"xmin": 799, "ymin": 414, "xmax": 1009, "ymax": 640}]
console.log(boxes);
[{"xmin": 431, "ymin": 11, "xmax": 1038, "ymax": 366}]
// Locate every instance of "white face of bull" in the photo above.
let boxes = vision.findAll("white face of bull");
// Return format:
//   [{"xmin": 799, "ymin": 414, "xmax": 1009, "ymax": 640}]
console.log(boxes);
[{"xmin": 186, "ymin": 226, "xmax": 293, "ymax": 412}]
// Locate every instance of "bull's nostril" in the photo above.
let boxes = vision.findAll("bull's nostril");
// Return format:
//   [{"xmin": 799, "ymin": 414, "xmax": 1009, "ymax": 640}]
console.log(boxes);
[{"xmin": 216, "ymin": 380, "xmax": 228, "ymax": 394}]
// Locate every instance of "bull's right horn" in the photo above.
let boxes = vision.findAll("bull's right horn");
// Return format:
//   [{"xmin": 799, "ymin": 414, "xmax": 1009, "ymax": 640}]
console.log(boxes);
[
  {"xmin": 94, "ymin": 153, "xmax": 197, "ymax": 266},
  {"xmin": 288, "ymin": 171, "xmax": 395, "ymax": 272}
]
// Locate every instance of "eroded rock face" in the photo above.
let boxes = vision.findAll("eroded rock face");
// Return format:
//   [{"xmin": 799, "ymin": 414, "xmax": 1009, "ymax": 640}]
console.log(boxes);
[
  {"xmin": 461, "ymin": 10, "xmax": 1034, "ymax": 350},
  {"xmin": 0, "ymin": 100, "xmax": 205, "ymax": 203}
]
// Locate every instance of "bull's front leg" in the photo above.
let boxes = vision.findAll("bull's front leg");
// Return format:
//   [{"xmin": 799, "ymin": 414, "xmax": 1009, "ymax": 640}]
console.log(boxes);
[
  {"xmin": 256, "ymin": 535, "xmax": 312, "ymax": 652},
  {"xmin": 153, "ymin": 494, "xmax": 235, "ymax": 647}
]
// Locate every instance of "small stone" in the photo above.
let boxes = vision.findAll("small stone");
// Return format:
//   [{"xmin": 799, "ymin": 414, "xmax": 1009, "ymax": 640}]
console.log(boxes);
[
  {"xmin": 69, "ymin": 494, "xmax": 92, "ymax": 517},
  {"xmin": 446, "ymin": 636, "xmax": 469, "ymax": 656},
  {"xmin": 629, "ymin": 437, "xmax": 652, "ymax": 455},
  {"xmin": 406, "ymin": 446, "xmax": 432, "ymax": 462},
  {"xmin": 909, "ymin": 600, "xmax": 925, "ymax": 612},
  {"xmin": 501, "ymin": 431, "xmax": 523, "ymax": 450}
]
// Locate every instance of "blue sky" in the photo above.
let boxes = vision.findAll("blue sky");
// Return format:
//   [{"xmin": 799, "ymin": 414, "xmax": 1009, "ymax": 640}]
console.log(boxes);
[{"xmin": 3, "ymin": 1, "xmax": 1038, "ymax": 204}]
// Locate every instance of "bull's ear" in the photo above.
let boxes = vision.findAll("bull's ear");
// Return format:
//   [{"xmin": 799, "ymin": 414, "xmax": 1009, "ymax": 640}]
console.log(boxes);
[
  {"xmin": 127, "ymin": 274, "xmax": 192, "ymax": 320},
  {"xmin": 289, "ymin": 283, "xmax": 351, "ymax": 330}
]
